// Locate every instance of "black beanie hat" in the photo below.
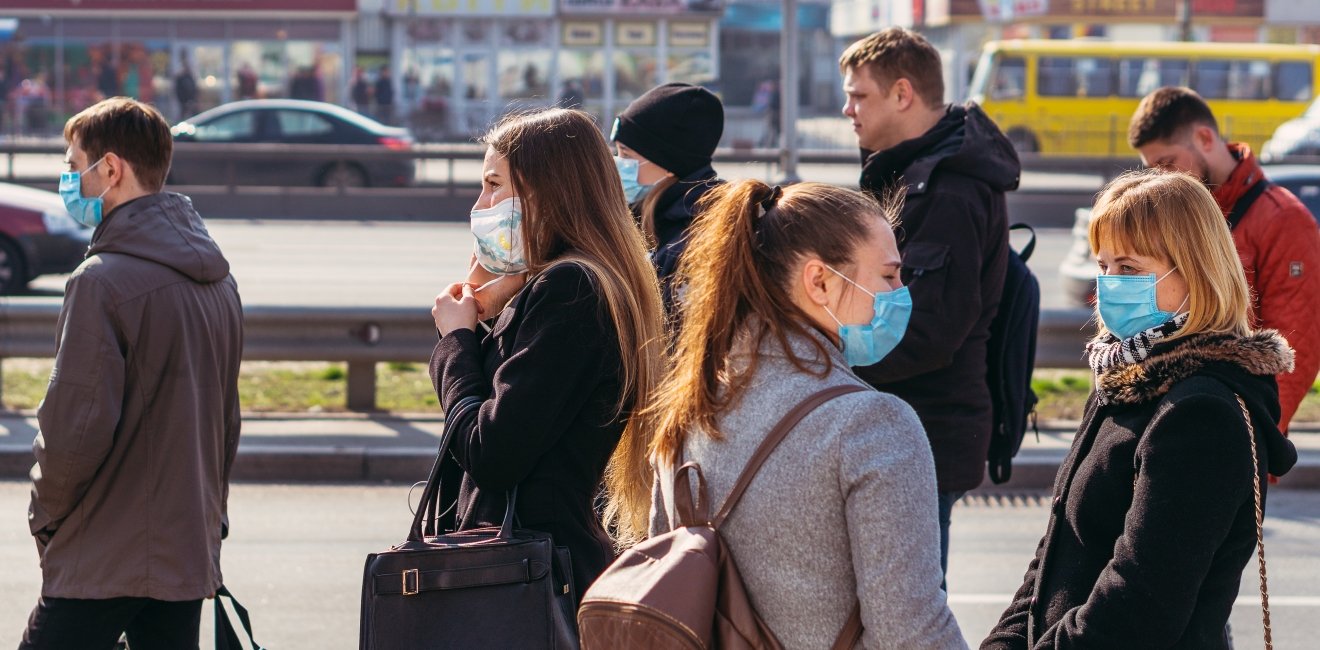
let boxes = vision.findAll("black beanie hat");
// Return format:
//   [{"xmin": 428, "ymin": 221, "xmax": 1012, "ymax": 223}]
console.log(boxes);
[{"xmin": 612, "ymin": 83, "xmax": 724, "ymax": 178}]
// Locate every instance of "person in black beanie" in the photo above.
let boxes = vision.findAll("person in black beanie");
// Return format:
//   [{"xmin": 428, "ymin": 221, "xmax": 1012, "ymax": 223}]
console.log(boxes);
[{"xmin": 611, "ymin": 82, "xmax": 724, "ymax": 319}]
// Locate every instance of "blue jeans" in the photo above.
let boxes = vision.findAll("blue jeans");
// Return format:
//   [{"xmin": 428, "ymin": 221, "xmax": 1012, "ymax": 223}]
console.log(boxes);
[{"xmin": 938, "ymin": 490, "xmax": 966, "ymax": 589}]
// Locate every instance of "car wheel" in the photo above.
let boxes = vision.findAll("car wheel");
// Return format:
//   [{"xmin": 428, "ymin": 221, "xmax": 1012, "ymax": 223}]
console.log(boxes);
[
  {"xmin": 1007, "ymin": 128, "xmax": 1039, "ymax": 154},
  {"xmin": 319, "ymin": 163, "xmax": 369, "ymax": 189},
  {"xmin": 0, "ymin": 237, "xmax": 29, "ymax": 295}
]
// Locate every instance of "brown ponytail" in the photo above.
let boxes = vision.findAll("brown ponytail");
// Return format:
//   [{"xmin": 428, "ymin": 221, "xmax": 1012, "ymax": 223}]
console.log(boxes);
[{"xmin": 646, "ymin": 180, "xmax": 893, "ymax": 466}]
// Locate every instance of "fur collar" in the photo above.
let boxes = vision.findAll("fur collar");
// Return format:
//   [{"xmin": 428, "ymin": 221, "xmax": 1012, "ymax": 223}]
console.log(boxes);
[{"xmin": 1096, "ymin": 330, "xmax": 1294, "ymax": 405}]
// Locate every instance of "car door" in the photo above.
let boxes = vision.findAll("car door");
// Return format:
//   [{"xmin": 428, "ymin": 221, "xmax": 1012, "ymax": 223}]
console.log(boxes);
[{"xmin": 272, "ymin": 109, "xmax": 340, "ymax": 185}]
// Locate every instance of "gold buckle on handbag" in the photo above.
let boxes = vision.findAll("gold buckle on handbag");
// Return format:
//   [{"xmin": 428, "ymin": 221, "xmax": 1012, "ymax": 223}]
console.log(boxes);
[{"xmin": 402, "ymin": 569, "xmax": 419, "ymax": 596}]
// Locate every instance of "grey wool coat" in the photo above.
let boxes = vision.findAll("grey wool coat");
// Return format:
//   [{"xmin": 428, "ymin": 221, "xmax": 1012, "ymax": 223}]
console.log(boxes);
[{"xmin": 651, "ymin": 325, "xmax": 967, "ymax": 650}]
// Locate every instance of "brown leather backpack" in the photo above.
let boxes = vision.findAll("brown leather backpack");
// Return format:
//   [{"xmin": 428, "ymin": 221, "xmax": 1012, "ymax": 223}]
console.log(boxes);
[{"xmin": 578, "ymin": 385, "xmax": 865, "ymax": 649}]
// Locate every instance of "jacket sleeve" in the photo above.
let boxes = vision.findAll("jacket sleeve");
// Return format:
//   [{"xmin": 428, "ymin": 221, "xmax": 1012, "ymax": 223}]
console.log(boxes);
[
  {"xmin": 980, "ymin": 535, "xmax": 1045, "ymax": 650},
  {"xmin": 28, "ymin": 272, "xmax": 126, "ymax": 543},
  {"xmin": 1030, "ymin": 394, "xmax": 1254, "ymax": 649},
  {"xmin": 1249, "ymin": 197, "xmax": 1320, "ymax": 432},
  {"xmin": 428, "ymin": 265, "xmax": 616, "ymax": 492},
  {"xmin": 852, "ymin": 193, "xmax": 990, "ymax": 384},
  {"xmin": 839, "ymin": 392, "xmax": 967, "ymax": 650},
  {"xmin": 220, "ymin": 297, "xmax": 244, "ymax": 540}
]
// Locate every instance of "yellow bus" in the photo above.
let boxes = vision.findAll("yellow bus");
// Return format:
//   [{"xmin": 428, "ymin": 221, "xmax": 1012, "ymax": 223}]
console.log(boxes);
[{"xmin": 967, "ymin": 40, "xmax": 1320, "ymax": 157}]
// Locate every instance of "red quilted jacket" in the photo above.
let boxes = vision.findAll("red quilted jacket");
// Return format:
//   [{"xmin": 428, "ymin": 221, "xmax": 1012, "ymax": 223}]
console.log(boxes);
[{"xmin": 1213, "ymin": 143, "xmax": 1320, "ymax": 433}]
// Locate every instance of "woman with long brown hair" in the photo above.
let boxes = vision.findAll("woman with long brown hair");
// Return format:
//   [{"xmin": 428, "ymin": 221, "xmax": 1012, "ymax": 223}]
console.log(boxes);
[
  {"xmin": 646, "ymin": 180, "xmax": 966, "ymax": 648},
  {"xmin": 428, "ymin": 108, "xmax": 666, "ymax": 601}
]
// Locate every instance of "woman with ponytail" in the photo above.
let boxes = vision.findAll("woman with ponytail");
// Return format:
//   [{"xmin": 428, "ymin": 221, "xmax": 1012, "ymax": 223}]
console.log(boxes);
[
  {"xmin": 429, "ymin": 108, "xmax": 666, "ymax": 606},
  {"xmin": 646, "ymin": 180, "xmax": 966, "ymax": 649}
]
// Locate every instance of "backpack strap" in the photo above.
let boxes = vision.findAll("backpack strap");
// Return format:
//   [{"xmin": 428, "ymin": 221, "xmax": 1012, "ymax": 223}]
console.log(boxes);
[
  {"xmin": 830, "ymin": 602, "xmax": 863, "ymax": 650},
  {"xmin": 1227, "ymin": 178, "xmax": 1271, "ymax": 231},
  {"xmin": 712, "ymin": 384, "xmax": 867, "ymax": 528},
  {"xmin": 1008, "ymin": 223, "xmax": 1037, "ymax": 263}
]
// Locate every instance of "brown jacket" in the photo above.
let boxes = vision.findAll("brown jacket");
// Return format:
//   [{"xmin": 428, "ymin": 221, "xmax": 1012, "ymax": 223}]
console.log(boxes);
[{"xmin": 28, "ymin": 192, "xmax": 243, "ymax": 600}]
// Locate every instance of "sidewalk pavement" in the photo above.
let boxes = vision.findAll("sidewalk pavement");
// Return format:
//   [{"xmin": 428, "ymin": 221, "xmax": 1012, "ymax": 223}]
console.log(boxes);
[{"xmin": 2, "ymin": 411, "xmax": 1318, "ymax": 490}]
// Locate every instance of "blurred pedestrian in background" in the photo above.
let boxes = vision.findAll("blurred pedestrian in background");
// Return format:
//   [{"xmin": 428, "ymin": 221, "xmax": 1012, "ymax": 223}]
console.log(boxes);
[
  {"xmin": 611, "ymin": 82, "xmax": 724, "ymax": 316},
  {"xmin": 174, "ymin": 53, "xmax": 198, "ymax": 119},
  {"xmin": 1129, "ymin": 86, "xmax": 1320, "ymax": 438},
  {"xmin": 351, "ymin": 66, "xmax": 371, "ymax": 115},
  {"xmin": 374, "ymin": 65, "xmax": 395, "ymax": 124},
  {"xmin": 428, "ymin": 108, "xmax": 666, "ymax": 609},
  {"xmin": 21, "ymin": 98, "xmax": 243, "ymax": 650},
  {"xmin": 647, "ymin": 180, "xmax": 967, "ymax": 649},
  {"xmin": 839, "ymin": 27, "xmax": 1018, "ymax": 581},
  {"xmin": 235, "ymin": 61, "xmax": 258, "ymax": 100},
  {"xmin": 983, "ymin": 170, "xmax": 1297, "ymax": 649}
]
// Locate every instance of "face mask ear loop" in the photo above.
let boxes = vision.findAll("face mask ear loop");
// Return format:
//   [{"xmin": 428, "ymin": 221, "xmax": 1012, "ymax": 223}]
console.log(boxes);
[
  {"xmin": 822, "ymin": 304, "xmax": 845, "ymax": 329},
  {"xmin": 823, "ymin": 264, "xmax": 876, "ymax": 298},
  {"xmin": 1156, "ymin": 267, "xmax": 1178, "ymax": 283}
]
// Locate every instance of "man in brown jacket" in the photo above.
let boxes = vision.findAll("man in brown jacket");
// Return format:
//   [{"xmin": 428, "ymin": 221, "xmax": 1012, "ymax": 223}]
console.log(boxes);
[{"xmin": 22, "ymin": 98, "xmax": 243, "ymax": 649}]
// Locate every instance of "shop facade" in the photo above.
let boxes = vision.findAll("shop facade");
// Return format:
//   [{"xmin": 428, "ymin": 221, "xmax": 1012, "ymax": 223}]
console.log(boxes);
[
  {"xmin": 387, "ymin": 0, "xmax": 720, "ymax": 140},
  {"xmin": 0, "ymin": 0, "xmax": 354, "ymax": 134}
]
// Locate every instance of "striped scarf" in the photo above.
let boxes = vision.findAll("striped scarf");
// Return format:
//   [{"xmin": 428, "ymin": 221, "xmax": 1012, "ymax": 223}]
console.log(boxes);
[{"xmin": 1086, "ymin": 313, "xmax": 1190, "ymax": 401}]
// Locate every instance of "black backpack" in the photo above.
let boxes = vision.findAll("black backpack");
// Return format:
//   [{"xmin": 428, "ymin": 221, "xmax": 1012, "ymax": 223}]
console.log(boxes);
[{"xmin": 986, "ymin": 223, "xmax": 1040, "ymax": 485}]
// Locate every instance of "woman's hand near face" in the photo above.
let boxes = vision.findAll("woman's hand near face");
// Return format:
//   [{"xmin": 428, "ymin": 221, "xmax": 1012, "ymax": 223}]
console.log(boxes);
[
  {"xmin": 465, "ymin": 255, "xmax": 528, "ymax": 317},
  {"xmin": 433, "ymin": 282, "xmax": 480, "ymax": 335}
]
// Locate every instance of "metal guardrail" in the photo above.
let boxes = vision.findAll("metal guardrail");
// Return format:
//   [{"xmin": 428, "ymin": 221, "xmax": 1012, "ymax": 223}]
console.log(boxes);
[
  {"xmin": 0, "ymin": 301, "xmax": 1095, "ymax": 410},
  {"xmin": 0, "ymin": 141, "xmax": 1143, "ymax": 188}
]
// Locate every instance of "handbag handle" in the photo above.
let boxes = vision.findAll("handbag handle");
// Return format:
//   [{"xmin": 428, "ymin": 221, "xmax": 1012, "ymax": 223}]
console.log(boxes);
[
  {"xmin": 410, "ymin": 396, "xmax": 522, "ymax": 541},
  {"xmin": 409, "ymin": 396, "xmax": 478, "ymax": 541},
  {"xmin": 1235, "ymin": 395, "xmax": 1273, "ymax": 650},
  {"xmin": 671, "ymin": 462, "xmax": 711, "ymax": 528}
]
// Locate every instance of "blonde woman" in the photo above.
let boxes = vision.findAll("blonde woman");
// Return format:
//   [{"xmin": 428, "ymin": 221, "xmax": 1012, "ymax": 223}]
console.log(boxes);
[
  {"xmin": 983, "ymin": 170, "xmax": 1298, "ymax": 649},
  {"xmin": 429, "ymin": 109, "xmax": 666, "ymax": 603}
]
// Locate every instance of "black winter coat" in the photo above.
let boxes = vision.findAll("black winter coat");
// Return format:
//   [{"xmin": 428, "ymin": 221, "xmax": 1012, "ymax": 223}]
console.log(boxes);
[
  {"xmin": 637, "ymin": 164, "xmax": 720, "ymax": 315},
  {"xmin": 982, "ymin": 331, "xmax": 1298, "ymax": 650},
  {"xmin": 853, "ymin": 102, "xmax": 1019, "ymax": 492},
  {"xmin": 429, "ymin": 263, "xmax": 625, "ymax": 602}
]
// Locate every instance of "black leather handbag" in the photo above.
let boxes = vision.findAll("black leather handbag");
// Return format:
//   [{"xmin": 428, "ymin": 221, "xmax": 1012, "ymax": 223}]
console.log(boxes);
[{"xmin": 359, "ymin": 420, "xmax": 579, "ymax": 650}]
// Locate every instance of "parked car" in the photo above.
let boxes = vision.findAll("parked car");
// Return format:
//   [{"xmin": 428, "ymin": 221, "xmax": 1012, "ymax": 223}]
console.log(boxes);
[
  {"xmin": 169, "ymin": 99, "xmax": 416, "ymax": 188},
  {"xmin": 0, "ymin": 182, "xmax": 93, "ymax": 294},
  {"xmin": 1263, "ymin": 97, "xmax": 1320, "ymax": 161},
  {"xmin": 1059, "ymin": 165, "xmax": 1320, "ymax": 307}
]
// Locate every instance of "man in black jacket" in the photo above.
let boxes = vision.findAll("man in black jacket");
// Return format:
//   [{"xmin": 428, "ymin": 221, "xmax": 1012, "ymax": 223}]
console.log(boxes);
[{"xmin": 839, "ymin": 27, "xmax": 1019, "ymax": 579}]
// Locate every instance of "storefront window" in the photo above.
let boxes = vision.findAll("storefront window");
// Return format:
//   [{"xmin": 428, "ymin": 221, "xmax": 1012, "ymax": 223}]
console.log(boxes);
[
  {"xmin": 498, "ymin": 51, "xmax": 551, "ymax": 100},
  {"xmin": 614, "ymin": 51, "xmax": 658, "ymax": 104},
  {"xmin": 667, "ymin": 50, "xmax": 713, "ymax": 86},
  {"xmin": 558, "ymin": 50, "xmax": 606, "ymax": 99}
]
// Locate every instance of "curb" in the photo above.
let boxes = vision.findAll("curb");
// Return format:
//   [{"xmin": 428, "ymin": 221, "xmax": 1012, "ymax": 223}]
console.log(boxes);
[{"xmin": 5, "ymin": 443, "xmax": 1320, "ymax": 490}]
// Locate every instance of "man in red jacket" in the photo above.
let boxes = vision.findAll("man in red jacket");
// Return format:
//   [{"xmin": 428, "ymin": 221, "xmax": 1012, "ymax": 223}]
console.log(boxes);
[{"xmin": 1129, "ymin": 86, "xmax": 1320, "ymax": 434}]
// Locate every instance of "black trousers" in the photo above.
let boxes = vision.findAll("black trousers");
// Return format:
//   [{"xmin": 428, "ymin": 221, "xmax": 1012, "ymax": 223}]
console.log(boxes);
[{"xmin": 19, "ymin": 596, "xmax": 203, "ymax": 650}]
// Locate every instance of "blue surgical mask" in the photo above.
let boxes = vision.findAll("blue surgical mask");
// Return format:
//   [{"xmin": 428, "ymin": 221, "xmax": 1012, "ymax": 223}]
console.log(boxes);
[
  {"xmin": 614, "ymin": 156, "xmax": 654, "ymax": 203},
  {"xmin": 1096, "ymin": 268, "xmax": 1184, "ymax": 339},
  {"xmin": 823, "ymin": 265, "xmax": 913, "ymax": 367},
  {"xmin": 59, "ymin": 156, "xmax": 109, "ymax": 228},
  {"xmin": 470, "ymin": 197, "xmax": 527, "ymax": 275}
]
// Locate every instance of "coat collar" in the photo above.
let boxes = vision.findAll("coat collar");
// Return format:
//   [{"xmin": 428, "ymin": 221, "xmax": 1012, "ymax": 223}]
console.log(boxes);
[{"xmin": 1096, "ymin": 330, "xmax": 1293, "ymax": 405}]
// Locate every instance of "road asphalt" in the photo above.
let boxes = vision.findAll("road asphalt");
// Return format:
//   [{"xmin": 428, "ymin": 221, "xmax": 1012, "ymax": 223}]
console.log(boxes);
[{"xmin": 2, "ymin": 411, "xmax": 1318, "ymax": 490}]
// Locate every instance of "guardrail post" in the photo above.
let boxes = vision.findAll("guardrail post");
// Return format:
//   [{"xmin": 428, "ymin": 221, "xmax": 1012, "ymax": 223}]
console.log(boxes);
[{"xmin": 347, "ymin": 360, "xmax": 378, "ymax": 411}]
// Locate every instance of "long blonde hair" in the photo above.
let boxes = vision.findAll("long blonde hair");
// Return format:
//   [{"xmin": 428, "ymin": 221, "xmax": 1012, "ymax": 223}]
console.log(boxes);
[
  {"xmin": 1089, "ymin": 169, "xmax": 1252, "ymax": 340},
  {"xmin": 482, "ymin": 109, "xmax": 667, "ymax": 546}
]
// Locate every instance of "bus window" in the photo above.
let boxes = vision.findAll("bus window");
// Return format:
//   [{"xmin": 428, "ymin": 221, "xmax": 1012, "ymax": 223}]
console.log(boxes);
[
  {"xmin": 1277, "ymin": 62, "xmax": 1313, "ymax": 101},
  {"xmin": 1119, "ymin": 57, "xmax": 1190, "ymax": 97},
  {"xmin": 1038, "ymin": 57, "xmax": 1077, "ymax": 97},
  {"xmin": 1195, "ymin": 60, "xmax": 1270, "ymax": 100},
  {"xmin": 992, "ymin": 56, "xmax": 1026, "ymax": 100},
  {"xmin": 1077, "ymin": 57, "xmax": 1114, "ymax": 97}
]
